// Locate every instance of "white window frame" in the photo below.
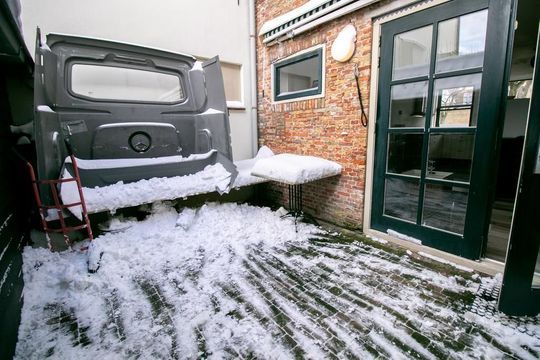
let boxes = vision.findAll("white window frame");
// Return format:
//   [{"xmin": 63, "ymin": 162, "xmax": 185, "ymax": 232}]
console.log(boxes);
[{"xmin": 271, "ymin": 44, "xmax": 326, "ymax": 104}]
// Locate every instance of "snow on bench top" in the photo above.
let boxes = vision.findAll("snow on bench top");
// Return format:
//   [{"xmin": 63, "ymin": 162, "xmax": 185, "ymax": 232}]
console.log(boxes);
[
  {"xmin": 233, "ymin": 146, "xmax": 274, "ymax": 188},
  {"xmin": 60, "ymin": 147, "xmax": 274, "ymax": 218},
  {"xmin": 250, "ymin": 153, "xmax": 342, "ymax": 185}
]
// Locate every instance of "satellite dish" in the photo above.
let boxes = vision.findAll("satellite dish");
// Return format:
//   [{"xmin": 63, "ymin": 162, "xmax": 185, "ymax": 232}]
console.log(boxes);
[{"xmin": 331, "ymin": 24, "xmax": 357, "ymax": 62}]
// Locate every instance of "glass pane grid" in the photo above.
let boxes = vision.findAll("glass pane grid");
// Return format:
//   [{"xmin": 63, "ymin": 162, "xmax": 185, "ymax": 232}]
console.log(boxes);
[{"xmin": 381, "ymin": 6, "xmax": 489, "ymax": 238}]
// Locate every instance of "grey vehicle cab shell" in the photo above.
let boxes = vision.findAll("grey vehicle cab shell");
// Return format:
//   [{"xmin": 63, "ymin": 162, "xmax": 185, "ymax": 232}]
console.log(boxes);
[{"xmin": 34, "ymin": 30, "xmax": 237, "ymax": 203}]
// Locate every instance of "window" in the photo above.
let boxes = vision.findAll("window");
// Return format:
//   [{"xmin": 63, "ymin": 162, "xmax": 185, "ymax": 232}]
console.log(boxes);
[
  {"xmin": 221, "ymin": 62, "xmax": 243, "ymax": 108},
  {"xmin": 195, "ymin": 58, "xmax": 243, "ymax": 109},
  {"xmin": 273, "ymin": 47, "xmax": 323, "ymax": 102},
  {"xmin": 71, "ymin": 64, "xmax": 184, "ymax": 103}
]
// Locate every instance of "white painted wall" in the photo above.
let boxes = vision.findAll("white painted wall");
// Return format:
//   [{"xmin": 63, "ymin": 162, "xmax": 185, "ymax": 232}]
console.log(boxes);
[{"xmin": 20, "ymin": 0, "xmax": 256, "ymax": 160}]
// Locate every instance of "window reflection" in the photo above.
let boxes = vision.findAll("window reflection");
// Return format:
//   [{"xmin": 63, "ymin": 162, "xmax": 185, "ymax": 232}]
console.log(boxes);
[
  {"xmin": 436, "ymin": 10, "xmax": 488, "ymax": 73},
  {"xmin": 384, "ymin": 178, "xmax": 419, "ymax": 223},
  {"xmin": 423, "ymin": 184, "xmax": 468, "ymax": 235},
  {"xmin": 427, "ymin": 133, "xmax": 475, "ymax": 182},
  {"xmin": 387, "ymin": 133, "xmax": 424, "ymax": 175},
  {"xmin": 393, "ymin": 26, "xmax": 433, "ymax": 80},
  {"xmin": 432, "ymin": 74, "xmax": 482, "ymax": 127},
  {"xmin": 390, "ymin": 81, "xmax": 428, "ymax": 128}
]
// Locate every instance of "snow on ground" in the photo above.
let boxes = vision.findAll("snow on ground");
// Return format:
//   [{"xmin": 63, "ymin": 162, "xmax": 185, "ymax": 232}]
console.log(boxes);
[
  {"xmin": 251, "ymin": 154, "xmax": 341, "ymax": 185},
  {"xmin": 16, "ymin": 203, "xmax": 540, "ymax": 359}
]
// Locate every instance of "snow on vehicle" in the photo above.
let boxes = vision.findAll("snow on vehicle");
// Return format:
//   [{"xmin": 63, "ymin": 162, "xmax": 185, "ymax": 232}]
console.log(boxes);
[{"xmin": 33, "ymin": 29, "xmax": 238, "ymax": 212}]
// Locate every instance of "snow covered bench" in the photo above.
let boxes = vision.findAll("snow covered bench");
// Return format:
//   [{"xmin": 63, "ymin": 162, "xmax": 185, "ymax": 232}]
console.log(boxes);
[
  {"xmin": 250, "ymin": 154, "xmax": 342, "ymax": 185},
  {"xmin": 250, "ymin": 154, "xmax": 342, "ymax": 218}
]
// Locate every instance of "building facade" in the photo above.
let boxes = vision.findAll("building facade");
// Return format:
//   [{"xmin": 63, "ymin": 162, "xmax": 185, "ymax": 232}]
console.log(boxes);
[
  {"xmin": 256, "ymin": 0, "xmax": 540, "ymax": 314},
  {"xmin": 257, "ymin": 0, "xmax": 378, "ymax": 229}
]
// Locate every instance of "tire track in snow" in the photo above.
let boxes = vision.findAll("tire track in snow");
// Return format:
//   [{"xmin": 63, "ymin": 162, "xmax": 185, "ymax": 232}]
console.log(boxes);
[
  {"xmin": 103, "ymin": 289, "xmax": 126, "ymax": 342},
  {"xmin": 252, "ymin": 246, "xmax": 443, "ymax": 359},
  {"xmin": 135, "ymin": 277, "xmax": 179, "ymax": 360},
  {"xmin": 218, "ymin": 281, "xmax": 297, "ymax": 359},
  {"xmin": 246, "ymin": 251, "xmax": 382, "ymax": 359},
  {"xmin": 247, "ymin": 252, "xmax": 404, "ymax": 359}
]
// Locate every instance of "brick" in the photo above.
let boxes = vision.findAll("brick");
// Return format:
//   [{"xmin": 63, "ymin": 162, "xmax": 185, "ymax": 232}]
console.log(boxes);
[{"xmin": 256, "ymin": 0, "xmax": 384, "ymax": 228}]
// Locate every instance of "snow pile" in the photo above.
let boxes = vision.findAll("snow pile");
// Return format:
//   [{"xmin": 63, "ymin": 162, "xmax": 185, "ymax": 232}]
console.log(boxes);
[
  {"xmin": 251, "ymin": 153, "xmax": 342, "ymax": 185},
  {"xmin": 175, "ymin": 207, "xmax": 198, "ymax": 230},
  {"xmin": 232, "ymin": 146, "xmax": 274, "ymax": 188},
  {"xmin": 61, "ymin": 164, "xmax": 232, "ymax": 218},
  {"xmin": 387, "ymin": 229, "xmax": 422, "ymax": 245},
  {"xmin": 16, "ymin": 202, "xmax": 320, "ymax": 359}
]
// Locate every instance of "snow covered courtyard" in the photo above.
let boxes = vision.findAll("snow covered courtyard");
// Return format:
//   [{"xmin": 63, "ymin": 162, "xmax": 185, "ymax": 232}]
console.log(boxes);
[{"xmin": 15, "ymin": 202, "xmax": 540, "ymax": 359}]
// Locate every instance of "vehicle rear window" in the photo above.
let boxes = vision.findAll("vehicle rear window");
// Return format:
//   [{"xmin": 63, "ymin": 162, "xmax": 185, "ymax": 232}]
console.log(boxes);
[{"xmin": 71, "ymin": 64, "xmax": 184, "ymax": 103}]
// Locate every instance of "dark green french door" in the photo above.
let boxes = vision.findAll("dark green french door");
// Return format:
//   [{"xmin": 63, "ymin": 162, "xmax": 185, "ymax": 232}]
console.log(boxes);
[
  {"xmin": 372, "ymin": 0, "xmax": 514, "ymax": 259},
  {"xmin": 499, "ymin": 23, "xmax": 540, "ymax": 316}
]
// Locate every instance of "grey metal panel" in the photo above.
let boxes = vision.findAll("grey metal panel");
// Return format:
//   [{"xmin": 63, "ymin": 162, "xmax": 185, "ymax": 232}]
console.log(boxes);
[
  {"xmin": 201, "ymin": 56, "xmax": 234, "ymax": 160},
  {"xmin": 91, "ymin": 122, "xmax": 182, "ymax": 159},
  {"xmin": 65, "ymin": 150, "xmax": 237, "ymax": 189},
  {"xmin": 34, "ymin": 31, "xmax": 237, "ymax": 193}
]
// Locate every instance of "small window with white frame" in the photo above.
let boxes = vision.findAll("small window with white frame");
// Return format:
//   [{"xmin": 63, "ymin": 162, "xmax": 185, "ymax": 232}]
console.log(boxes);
[{"xmin": 273, "ymin": 46, "xmax": 324, "ymax": 102}]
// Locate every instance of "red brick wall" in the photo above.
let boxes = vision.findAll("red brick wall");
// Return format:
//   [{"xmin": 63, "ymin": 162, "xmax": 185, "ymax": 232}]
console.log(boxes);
[{"xmin": 256, "ymin": 0, "xmax": 382, "ymax": 229}]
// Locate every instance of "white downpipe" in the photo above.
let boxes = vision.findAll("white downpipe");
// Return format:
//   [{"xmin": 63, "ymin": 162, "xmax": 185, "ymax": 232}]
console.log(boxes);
[{"xmin": 248, "ymin": 0, "xmax": 258, "ymax": 156}]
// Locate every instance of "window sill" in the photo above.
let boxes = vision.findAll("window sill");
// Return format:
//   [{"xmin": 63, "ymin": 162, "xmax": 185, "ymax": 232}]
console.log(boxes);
[
  {"xmin": 227, "ymin": 101, "xmax": 246, "ymax": 110},
  {"xmin": 272, "ymin": 92, "xmax": 325, "ymax": 105}
]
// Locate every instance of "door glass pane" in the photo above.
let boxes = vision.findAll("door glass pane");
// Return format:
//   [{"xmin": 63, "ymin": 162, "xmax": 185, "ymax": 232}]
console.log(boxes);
[
  {"xmin": 384, "ymin": 178, "xmax": 419, "ymax": 222},
  {"xmin": 436, "ymin": 10, "xmax": 488, "ymax": 73},
  {"xmin": 432, "ymin": 74, "xmax": 482, "ymax": 127},
  {"xmin": 390, "ymin": 81, "xmax": 428, "ymax": 128},
  {"xmin": 423, "ymin": 184, "xmax": 468, "ymax": 234},
  {"xmin": 387, "ymin": 133, "xmax": 424, "ymax": 175},
  {"xmin": 427, "ymin": 133, "xmax": 475, "ymax": 182},
  {"xmin": 393, "ymin": 25, "xmax": 433, "ymax": 80}
]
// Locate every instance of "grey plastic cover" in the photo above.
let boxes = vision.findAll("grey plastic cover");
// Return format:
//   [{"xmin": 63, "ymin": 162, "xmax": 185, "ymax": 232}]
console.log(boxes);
[{"xmin": 33, "ymin": 31, "xmax": 237, "ymax": 203}]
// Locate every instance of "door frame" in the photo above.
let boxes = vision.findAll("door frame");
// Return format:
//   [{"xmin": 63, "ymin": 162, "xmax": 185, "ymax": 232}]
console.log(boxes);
[
  {"xmin": 498, "ymin": 24, "xmax": 540, "ymax": 316},
  {"xmin": 363, "ymin": 0, "xmax": 515, "ymax": 260}
]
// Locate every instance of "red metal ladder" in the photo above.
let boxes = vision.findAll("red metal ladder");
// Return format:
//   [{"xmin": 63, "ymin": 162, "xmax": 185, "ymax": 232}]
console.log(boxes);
[{"xmin": 24, "ymin": 152, "xmax": 93, "ymax": 250}]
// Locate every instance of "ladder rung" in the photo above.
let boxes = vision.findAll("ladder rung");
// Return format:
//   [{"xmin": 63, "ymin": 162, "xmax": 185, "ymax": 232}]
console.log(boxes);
[
  {"xmin": 40, "ymin": 202, "xmax": 83, "ymax": 210},
  {"xmin": 25, "ymin": 151, "xmax": 94, "ymax": 244},
  {"xmin": 44, "ymin": 224, "xmax": 88, "ymax": 233},
  {"xmin": 35, "ymin": 177, "xmax": 79, "ymax": 185}
]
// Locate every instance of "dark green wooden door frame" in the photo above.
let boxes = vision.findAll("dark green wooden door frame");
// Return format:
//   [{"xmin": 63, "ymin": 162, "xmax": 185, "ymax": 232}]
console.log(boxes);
[
  {"xmin": 498, "ymin": 25, "xmax": 540, "ymax": 316},
  {"xmin": 372, "ymin": 0, "xmax": 515, "ymax": 259}
]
